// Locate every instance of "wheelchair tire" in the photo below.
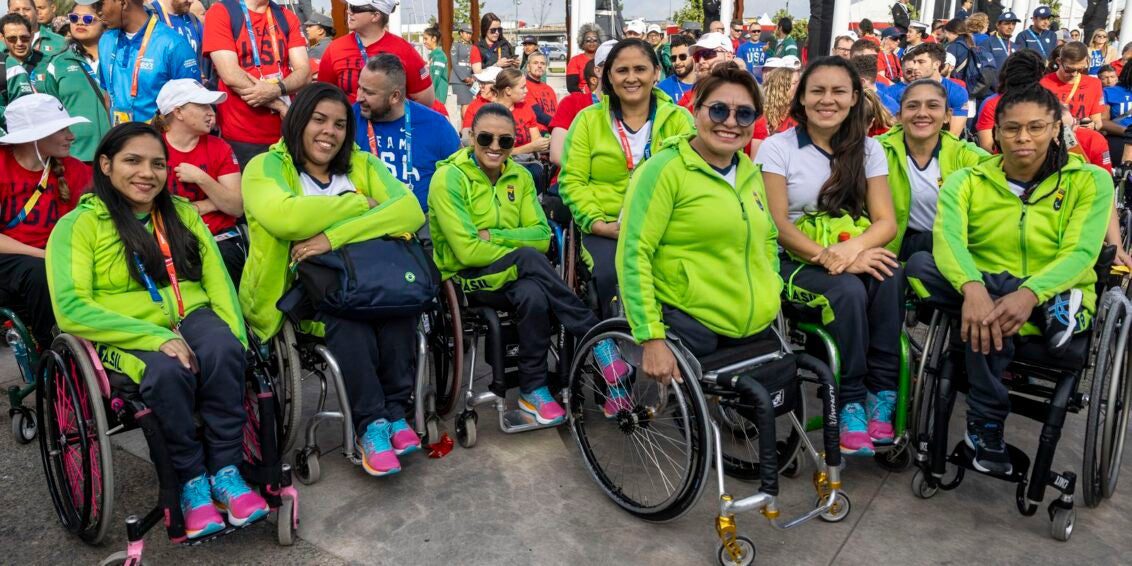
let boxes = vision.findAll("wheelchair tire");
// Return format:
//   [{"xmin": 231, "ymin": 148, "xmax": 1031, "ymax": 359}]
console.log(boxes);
[
  {"xmin": 711, "ymin": 382, "xmax": 806, "ymax": 481},
  {"xmin": 277, "ymin": 494, "xmax": 296, "ymax": 546},
  {"xmin": 37, "ymin": 334, "xmax": 115, "ymax": 545},
  {"xmin": 430, "ymin": 281, "xmax": 464, "ymax": 418},
  {"xmin": 271, "ymin": 321, "xmax": 304, "ymax": 454},
  {"xmin": 1083, "ymin": 293, "xmax": 1132, "ymax": 507},
  {"xmin": 717, "ymin": 535, "xmax": 756, "ymax": 566},
  {"xmin": 567, "ymin": 322, "xmax": 711, "ymax": 522}
]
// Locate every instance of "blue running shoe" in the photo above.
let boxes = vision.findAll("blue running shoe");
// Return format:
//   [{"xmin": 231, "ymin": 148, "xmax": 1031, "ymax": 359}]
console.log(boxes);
[
  {"xmin": 357, "ymin": 420, "xmax": 400, "ymax": 477},
  {"xmin": 965, "ymin": 419, "xmax": 1012, "ymax": 475},
  {"xmin": 180, "ymin": 474, "xmax": 224, "ymax": 539},
  {"xmin": 866, "ymin": 391, "xmax": 897, "ymax": 445},
  {"xmin": 840, "ymin": 402, "xmax": 875, "ymax": 456},
  {"xmin": 518, "ymin": 386, "xmax": 566, "ymax": 425},
  {"xmin": 593, "ymin": 338, "xmax": 631, "ymax": 385},
  {"xmin": 211, "ymin": 465, "xmax": 268, "ymax": 526},
  {"xmin": 390, "ymin": 418, "xmax": 421, "ymax": 455}
]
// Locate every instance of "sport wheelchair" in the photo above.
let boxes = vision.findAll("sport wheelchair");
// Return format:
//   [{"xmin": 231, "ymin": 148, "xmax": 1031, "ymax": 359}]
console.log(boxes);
[
  {"xmin": 909, "ymin": 248, "xmax": 1132, "ymax": 541},
  {"xmin": 567, "ymin": 318, "xmax": 846, "ymax": 566},
  {"xmin": 3, "ymin": 305, "xmax": 39, "ymax": 443},
  {"xmin": 35, "ymin": 333, "xmax": 298, "ymax": 565}
]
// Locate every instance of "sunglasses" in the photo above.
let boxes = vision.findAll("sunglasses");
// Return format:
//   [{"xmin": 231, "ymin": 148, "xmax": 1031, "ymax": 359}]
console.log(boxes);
[
  {"xmin": 673, "ymin": 53, "xmax": 690, "ymax": 61},
  {"xmin": 693, "ymin": 48, "xmax": 726, "ymax": 62},
  {"xmin": 703, "ymin": 102, "xmax": 758, "ymax": 127},
  {"xmin": 475, "ymin": 132, "xmax": 515, "ymax": 149},
  {"xmin": 347, "ymin": 5, "xmax": 376, "ymax": 13},
  {"xmin": 4, "ymin": 34, "xmax": 31, "ymax": 44},
  {"xmin": 488, "ymin": 27, "xmax": 503, "ymax": 33},
  {"xmin": 68, "ymin": 13, "xmax": 98, "ymax": 25}
]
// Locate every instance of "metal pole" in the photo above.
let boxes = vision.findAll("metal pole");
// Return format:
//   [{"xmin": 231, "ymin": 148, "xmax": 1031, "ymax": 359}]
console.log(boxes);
[
  {"xmin": 1122, "ymin": 0, "xmax": 1132, "ymax": 50},
  {"xmin": 831, "ymin": 0, "xmax": 849, "ymax": 42}
]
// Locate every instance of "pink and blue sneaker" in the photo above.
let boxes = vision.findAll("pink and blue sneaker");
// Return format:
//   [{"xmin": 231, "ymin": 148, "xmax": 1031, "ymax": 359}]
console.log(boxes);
[
  {"xmin": 210, "ymin": 465, "xmax": 269, "ymax": 527},
  {"xmin": 357, "ymin": 419, "xmax": 401, "ymax": 477},
  {"xmin": 594, "ymin": 338, "xmax": 631, "ymax": 385},
  {"xmin": 603, "ymin": 385, "xmax": 633, "ymax": 418},
  {"xmin": 180, "ymin": 474, "xmax": 224, "ymax": 539},
  {"xmin": 390, "ymin": 418, "xmax": 422, "ymax": 455},
  {"xmin": 840, "ymin": 402, "xmax": 876, "ymax": 456},
  {"xmin": 867, "ymin": 391, "xmax": 897, "ymax": 445},
  {"xmin": 519, "ymin": 386, "xmax": 566, "ymax": 425}
]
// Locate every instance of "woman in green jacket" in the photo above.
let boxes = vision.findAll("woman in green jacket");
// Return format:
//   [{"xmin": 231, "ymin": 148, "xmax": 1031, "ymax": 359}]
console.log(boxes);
[
  {"xmin": 905, "ymin": 83, "xmax": 1114, "ymax": 476},
  {"xmin": 43, "ymin": 42, "xmax": 111, "ymax": 163},
  {"xmin": 559, "ymin": 38, "xmax": 694, "ymax": 318},
  {"xmin": 429, "ymin": 103, "xmax": 630, "ymax": 425},
  {"xmin": 240, "ymin": 83, "xmax": 426, "ymax": 479},
  {"xmin": 46, "ymin": 123, "xmax": 266, "ymax": 540},
  {"xmin": 618, "ymin": 65, "xmax": 781, "ymax": 381},
  {"xmin": 877, "ymin": 79, "xmax": 989, "ymax": 260}
]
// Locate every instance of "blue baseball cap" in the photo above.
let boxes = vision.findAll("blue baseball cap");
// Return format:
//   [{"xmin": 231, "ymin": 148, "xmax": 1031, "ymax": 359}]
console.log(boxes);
[
  {"xmin": 881, "ymin": 27, "xmax": 905, "ymax": 40},
  {"xmin": 997, "ymin": 11, "xmax": 1021, "ymax": 23},
  {"xmin": 1033, "ymin": 6, "xmax": 1053, "ymax": 19}
]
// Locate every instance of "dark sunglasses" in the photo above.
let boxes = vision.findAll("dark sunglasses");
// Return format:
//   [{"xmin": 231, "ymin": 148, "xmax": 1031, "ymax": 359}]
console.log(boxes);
[
  {"xmin": 347, "ymin": 5, "xmax": 377, "ymax": 13},
  {"xmin": 673, "ymin": 53, "xmax": 690, "ymax": 61},
  {"xmin": 704, "ymin": 102, "xmax": 758, "ymax": 127},
  {"xmin": 4, "ymin": 34, "xmax": 31, "ymax": 44},
  {"xmin": 583, "ymin": 36, "xmax": 600, "ymax": 43},
  {"xmin": 475, "ymin": 132, "xmax": 515, "ymax": 149},
  {"xmin": 693, "ymin": 49, "xmax": 724, "ymax": 62},
  {"xmin": 68, "ymin": 13, "xmax": 98, "ymax": 25},
  {"xmin": 488, "ymin": 27, "xmax": 504, "ymax": 33}
]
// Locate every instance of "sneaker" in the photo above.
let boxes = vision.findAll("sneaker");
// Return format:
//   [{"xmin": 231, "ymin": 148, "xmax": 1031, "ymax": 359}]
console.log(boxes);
[
  {"xmin": 839, "ymin": 403, "xmax": 875, "ymax": 456},
  {"xmin": 593, "ymin": 338, "xmax": 631, "ymax": 385},
  {"xmin": 357, "ymin": 420, "xmax": 401, "ymax": 477},
  {"xmin": 180, "ymin": 474, "xmax": 224, "ymax": 539},
  {"xmin": 389, "ymin": 418, "xmax": 422, "ymax": 455},
  {"xmin": 965, "ymin": 419, "xmax": 1013, "ymax": 475},
  {"xmin": 210, "ymin": 465, "xmax": 269, "ymax": 527},
  {"xmin": 1044, "ymin": 289, "xmax": 1083, "ymax": 355},
  {"xmin": 866, "ymin": 391, "xmax": 897, "ymax": 445},
  {"xmin": 518, "ymin": 386, "xmax": 566, "ymax": 425},
  {"xmin": 603, "ymin": 384, "xmax": 633, "ymax": 418}
]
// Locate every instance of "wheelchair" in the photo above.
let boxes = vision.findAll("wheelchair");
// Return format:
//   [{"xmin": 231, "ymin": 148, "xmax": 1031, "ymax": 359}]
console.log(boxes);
[
  {"xmin": 2, "ymin": 304, "xmax": 39, "ymax": 444},
  {"xmin": 34, "ymin": 333, "xmax": 298, "ymax": 565},
  {"xmin": 909, "ymin": 248, "xmax": 1132, "ymax": 541},
  {"xmin": 567, "ymin": 317, "xmax": 847, "ymax": 566}
]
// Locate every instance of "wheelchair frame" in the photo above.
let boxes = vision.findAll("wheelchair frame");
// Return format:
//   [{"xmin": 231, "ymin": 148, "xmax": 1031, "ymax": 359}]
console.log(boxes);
[{"xmin": 3, "ymin": 307, "xmax": 39, "ymax": 444}]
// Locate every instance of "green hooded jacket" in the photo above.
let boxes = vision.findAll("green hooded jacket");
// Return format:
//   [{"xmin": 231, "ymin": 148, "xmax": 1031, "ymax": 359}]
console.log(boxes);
[
  {"xmin": 559, "ymin": 89, "xmax": 694, "ymax": 233},
  {"xmin": 240, "ymin": 141, "xmax": 425, "ymax": 341},
  {"xmin": 43, "ymin": 46, "xmax": 111, "ymax": 162},
  {"xmin": 45, "ymin": 193, "xmax": 246, "ymax": 382},
  {"xmin": 428, "ymin": 147, "xmax": 550, "ymax": 291},
  {"xmin": 876, "ymin": 125, "xmax": 989, "ymax": 254},
  {"xmin": 618, "ymin": 134, "xmax": 782, "ymax": 343},
  {"xmin": 930, "ymin": 154, "xmax": 1113, "ymax": 320}
]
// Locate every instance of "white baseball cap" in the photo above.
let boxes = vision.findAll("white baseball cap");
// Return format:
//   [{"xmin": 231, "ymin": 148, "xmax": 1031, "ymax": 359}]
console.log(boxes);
[
  {"xmin": 156, "ymin": 79, "xmax": 227, "ymax": 116},
  {"xmin": 0, "ymin": 94, "xmax": 89, "ymax": 145},
  {"xmin": 646, "ymin": 24, "xmax": 662, "ymax": 35},
  {"xmin": 345, "ymin": 0, "xmax": 397, "ymax": 14},
  {"xmin": 594, "ymin": 39, "xmax": 619, "ymax": 67},
  {"xmin": 689, "ymin": 32, "xmax": 734, "ymax": 57},
  {"xmin": 473, "ymin": 66, "xmax": 502, "ymax": 83},
  {"xmin": 625, "ymin": 19, "xmax": 647, "ymax": 35}
]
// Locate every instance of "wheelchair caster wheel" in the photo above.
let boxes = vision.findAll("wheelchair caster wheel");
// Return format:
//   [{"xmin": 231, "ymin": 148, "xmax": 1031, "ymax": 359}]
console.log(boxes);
[
  {"xmin": 874, "ymin": 444, "xmax": 912, "ymax": 472},
  {"xmin": 1050, "ymin": 506, "xmax": 1075, "ymax": 541},
  {"xmin": 456, "ymin": 411, "xmax": 478, "ymax": 448},
  {"xmin": 424, "ymin": 416, "xmax": 441, "ymax": 445},
  {"xmin": 716, "ymin": 535, "xmax": 755, "ymax": 566},
  {"xmin": 911, "ymin": 469, "xmax": 938, "ymax": 499},
  {"xmin": 818, "ymin": 492, "xmax": 851, "ymax": 522},
  {"xmin": 294, "ymin": 448, "xmax": 321, "ymax": 485},
  {"xmin": 98, "ymin": 550, "xmax": 141, "ymax": 566},
  {"xmin": 277, "ymin": 495, "xmax": 296, "ymax": 546},
  {"xmin": 11, "ymin": 407, "xmax": 36, "ymax": 444}
]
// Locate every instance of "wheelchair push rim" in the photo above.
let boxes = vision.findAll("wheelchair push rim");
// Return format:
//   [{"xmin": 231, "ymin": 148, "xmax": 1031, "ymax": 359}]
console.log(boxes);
[{"xmin": 269, "ymin": 321, "xmax": 304, "ymax": 455}]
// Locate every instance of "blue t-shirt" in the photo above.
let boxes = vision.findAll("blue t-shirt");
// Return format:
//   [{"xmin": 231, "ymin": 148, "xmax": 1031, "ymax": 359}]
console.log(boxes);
[
  {"xmin": 98, "ymin": 17, "xmax": 200, "ymax": 123},
  {"xmin": 353, "ymin": 100, "xmax": 460, "ymax": 212},
  {"xmin": 150, "ymin": 1, "xmax": 202, "ymax": 57},
  {"xmin": 1014, "ymin": 27, "xmax": 1057, "ymax": 60},
  {"xmin": 657, "ymin": 75, "xmax": 695, "ymax": 104},
  {"xmin": 878, "ymin": 87, "xmax": 901, "ymax": 116},
  {"xmin": 1088, "ymin": 49, "xmax": 1108, "ymax": 75},
  {"xmin": 736, "ymin": 41, "xmax": 767, "ymax": 77},
  {"xmin": 885, "ymin": 78, "xmax": 968, "ymax": 115},
  {"xmin": 1105, "ymin": 85, "xmax": 1132, "ymax": 128}
]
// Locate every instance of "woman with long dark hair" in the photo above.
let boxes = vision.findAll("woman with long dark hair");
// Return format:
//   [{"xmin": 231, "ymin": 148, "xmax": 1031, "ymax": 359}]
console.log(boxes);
[
  {"xmin": 470, "ymin": 12, "xmax": 516, "ymax": 72},
  {"xmin": 559, "ymin": 38, "xmax": 693, "ymax": 319},
  {"xmin": 906, "ymin": 83, "xmax": 1114, "ymax": 475},
  {"xmin": 46, "ymin": 122, "xmax": 264, "ymax": 540},
  {"xmin": 240, "ymin": 83, "xmax": 426, "ymax": 479},
  {"xmin": 755, "ymin": 56, "xmax": 903, "ymax": 457}
]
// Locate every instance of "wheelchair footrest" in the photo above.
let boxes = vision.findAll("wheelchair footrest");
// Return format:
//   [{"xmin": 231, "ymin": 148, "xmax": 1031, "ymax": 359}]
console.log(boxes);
[
  {"xmin": 176, "ymin": 514, "xmax": 269, "ymax": 547},
  {"xmin": 947, "ymin": 441, "xmax": 1031, "ymax": 483}
]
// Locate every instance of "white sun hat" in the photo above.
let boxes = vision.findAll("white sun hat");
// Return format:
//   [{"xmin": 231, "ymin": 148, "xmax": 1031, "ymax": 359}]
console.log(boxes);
[{"xmin": 0, "ymin": 94, "xmax": 89, "ymax": 145}]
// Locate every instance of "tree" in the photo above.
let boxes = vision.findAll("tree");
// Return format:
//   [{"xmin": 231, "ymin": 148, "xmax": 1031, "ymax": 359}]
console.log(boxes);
[
  {"xmin": 671, "ymin": 0, "xmax": 704, "ymax": 26},
  {"xmin": 532, "ymin": 0, "xmax": 554, "ymax": 28},
  {"xmin": 455, "ymin": 0, "xmax": 485, "ymax": 29},
  {"xmin": 771, "ymin": 8, "xmax": 809, "ymax": 43}
]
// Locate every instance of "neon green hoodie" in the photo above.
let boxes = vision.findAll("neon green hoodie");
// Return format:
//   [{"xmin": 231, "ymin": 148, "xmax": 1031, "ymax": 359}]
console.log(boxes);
[
  {"xmin": 428, "ymin": 147, "xmax": 550, "ymax": 291},
  {"xmin": 45, "ymin": 193, "xmax": 245, "ymax": 382},
  {"xmin": 559, "ymin": 89, "xmax": 694, "ymax": 233},
  {"xmin": 876, "ymin": 125, "xmax": 989, "ymax": 254},
  {"xmin": 931, "ymin": 154, "xmax": 1113, "ymax": 318},
  {"xmin": 240, "ymin": 141, "xmax": 425, "ymax": 341},
  {"xmin": 618, "ymin": 134, "xmax": 782, "ymax": 343}
]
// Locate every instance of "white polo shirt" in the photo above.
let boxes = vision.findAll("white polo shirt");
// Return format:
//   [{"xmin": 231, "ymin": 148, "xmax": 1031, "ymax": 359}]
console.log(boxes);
[{"xmin": 755, "ymin": 127, "xmax": 888, "ymax": 221}]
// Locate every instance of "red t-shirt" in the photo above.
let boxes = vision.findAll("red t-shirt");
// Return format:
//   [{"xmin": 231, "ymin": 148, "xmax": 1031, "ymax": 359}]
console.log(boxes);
[
  {"xmin": 202, "ymin": 3, "xmax": 305, "ymax": 145},
  {"xmin": 549, "ymin": 91, "xmax": 595, "ymax": 132},
  {"xmin": 1040, "ymin": 72, "xmax": 1106, "ymax": 121},
  {"xmin": 976, "ymin": 94, "xmax": 1000, "ymax": 132},
  {"xmin": 566, "ymin": 53, "xmax": 593, "ymax": 94},
  {"xmin": 1113, "ymin": 59, "xmax": 1126, "ymax": 76},
  {"xmin": 678, "ymin": 87, "xmax": 695, "ymax": 112},
  {"xmin": 0, "ymin": 150, "xmax": 91, "ymax": 248},
  {"xmin": 164, "ymin": 134, "xmax": 241, "ymax": 234},
  {"xmin": 525, "ymin": 77, "xmax": 558, "ymax": 119},
  {"xmin": 512, "ymin": 102, "xmax": 539, "ymax": 146},
  {"xmin": 462, "ymin": 95, "xmax": 489, "ymax": 129},
  {"xmin": 878, "ymin": 52, "xmax": 902, "ymax": 82},
  {"xmin": 1075, "ymin": 127, "xmax": 1113, "ymax": 172},
  {"xmin": 318, "ymin": 31, "xmax": 432, "ymax": 105},
  {"xmin": 431, "ymin": 99, "xmax": 449, "ymax": 117}
]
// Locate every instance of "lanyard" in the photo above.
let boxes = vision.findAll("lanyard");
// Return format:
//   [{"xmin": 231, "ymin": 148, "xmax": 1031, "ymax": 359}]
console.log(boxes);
[
  {"xmin": 996, "ymin": 35, "xmax": 1011, "ymax": 55},
  {"xmin": 612, "ymin": 104, "xmax": 655, "ymax": 171},
  {"xmin": 239, "ymin": 0, "xmax": 280, "ymax": 76},
  {"xmin": 151, "ymin": 209, "xmax": 186, "ymax": 325},
  {"xmin": 366, "ymin": 103, "xmax": 414, "ymax": 188},
  {"xmin": 355, "ymin": 32, "xmax": 369, "ymax": 63},
  {"xmin": 128, "ymin": 16, "xmax": 159, "ymax": 98},
  {"xmin": 591, "ymin": 93, "xmax": 599, "ymax": 104},
  {"xmin": 1027, "ymin": 29, "xmax": 1048, "ymax": 58},
  {"xmin": 883, "ymin": 53, "xmax": 897, "ymax": 78},
  {"xmin": 4, "ymin": 163, "xmax": 50, "ymax": 230}
]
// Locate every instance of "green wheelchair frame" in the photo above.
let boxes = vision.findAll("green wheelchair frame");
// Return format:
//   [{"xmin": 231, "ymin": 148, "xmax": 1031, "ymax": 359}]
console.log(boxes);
[{"xmin": 3, "ymin": 306, "xmax": 40, "ymax": 444}]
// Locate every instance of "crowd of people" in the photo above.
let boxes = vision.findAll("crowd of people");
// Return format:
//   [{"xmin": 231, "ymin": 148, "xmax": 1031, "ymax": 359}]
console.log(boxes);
[{"xmin": 0, "ymin": 0, "xmax": 1125, "ymax": 543}]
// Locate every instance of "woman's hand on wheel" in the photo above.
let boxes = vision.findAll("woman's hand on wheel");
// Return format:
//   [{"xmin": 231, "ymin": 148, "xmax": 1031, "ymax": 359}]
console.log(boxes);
[
  {"xmin": 290, "ymin": 233, "xmax": 332, "ymax": 263},
  {"xmin": 641, "ymin": 339, "xmax": 682, "ymax": 385},
  {"xmin": 160, "ymin": 339, "xmax": 198, "ymax": 373},
  {"xmin": 961, "ymin": 282, "xmax": 1002, "ymax": 354}
]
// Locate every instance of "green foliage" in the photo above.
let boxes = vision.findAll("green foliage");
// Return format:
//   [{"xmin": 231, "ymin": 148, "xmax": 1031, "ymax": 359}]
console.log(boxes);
[
  {"xmin": 671, "ymin": 0, "xmax": 704, "ymax": 26},
  {"xmin": 771, "ymin": 8, "xmax": 809, "ymax": 42}
]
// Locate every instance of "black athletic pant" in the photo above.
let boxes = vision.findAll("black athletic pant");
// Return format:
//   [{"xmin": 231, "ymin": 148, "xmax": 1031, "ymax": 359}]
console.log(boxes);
[
  {"xmin": 899, "ymin": 228, "xmax": 934, "ymax": 262},
  {"xmin": 582, "ymin": 233, "xmax": 618, "ymax": 319},
  {"xmin": 0, "ymin": 253, "xmax": 55, "ymax": 348},
  {"xmin": 462, "ymin": 247, "xmax": 600, "ymax": 393},
  {"xmin": 131, "ymin": 308, "xmax": 247, "ymax": 483},
  {"xmin": 662, "ymin": 305, "xmax": 772, "ymax": 358},
  {"xmin": 319, "ymin": 312, "xmax": 417, "ymax": 431},
  {"xmin": 217, "ymin": 237, "xmax": 246, "ymax": 287}
]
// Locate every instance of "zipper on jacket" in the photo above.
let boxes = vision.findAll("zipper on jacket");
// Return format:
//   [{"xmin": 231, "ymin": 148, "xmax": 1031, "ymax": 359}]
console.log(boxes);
[
  {"xmin": 1019, "ymin": 204, "xmax": 1029, "ymax": 275},
  {"xmin": 733, "ymin": 189, "xmax": 756, "ymax": 332}
]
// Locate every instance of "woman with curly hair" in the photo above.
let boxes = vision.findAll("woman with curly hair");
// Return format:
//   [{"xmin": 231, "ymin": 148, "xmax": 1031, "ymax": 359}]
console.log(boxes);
[{"xmin": 752, "ymin": 66, "xmax": 800, "ymax": 141}]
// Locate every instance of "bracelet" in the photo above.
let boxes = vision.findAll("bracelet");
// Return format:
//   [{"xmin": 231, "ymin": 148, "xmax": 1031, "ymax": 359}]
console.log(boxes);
[{"xmin": 277, "ymin": 80, "xmax": 287, "ymax": 95}]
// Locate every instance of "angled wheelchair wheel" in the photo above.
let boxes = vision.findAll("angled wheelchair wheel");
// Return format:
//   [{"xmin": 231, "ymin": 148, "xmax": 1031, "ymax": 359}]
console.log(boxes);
[
  {"xmin": 37, "ymin": 334, "xmax": 114, "ymax": 545},
  {"xmin": 428, "ymin": 281, "xmax": 464, "ymax": 418},
  {"xmin": 710, "ymin": 382, "xmax": 805, "ymax": 481},
  {"xmin": 567, "ymin": 321, "xmax": 711, "ymax": 522},
  {"xmin": 1083, "ymin": 292, "xmax": 1132, "ymax": 507},
  {"xmin": 270, "ymin": 321, "xmax": 304, "ymax": 454}
]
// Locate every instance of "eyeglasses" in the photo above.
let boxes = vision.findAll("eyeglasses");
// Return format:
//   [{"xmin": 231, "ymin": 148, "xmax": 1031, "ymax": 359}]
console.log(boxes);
[
  {"xmin": 347, "ymin": 5, "xmax": 376, "ymax": 13},
  {"xmin": 583, "ymin": 36, "xmax": 600, "ymax": 43},
  {"xmin": 703, "ymin": 102, "xmax": 758, "ymax": 127},
  {"xmin": 692, "ymin": 48, "xmax": 727, "ymax": 62},
  {"xmin": 4, "ymin": 34, "xmax": 31, "ymax": 44},
  {"xmin": 68, "ymin": 13, "xmax": 97, "ymax": 25},
  {"xmin": 1060, "ymin": 64, "xmax": 1088, "ymax": 75},
  {"xmin": 673, "ymin": 53, "xmax": 690, "ymax": 61},
  {"xmin": 731, "ymin": 27, "xmax": 743, "ymax": 33},
  {"xmin": 998, "ymin": 121, "xmax": 1054, "ymax": 138},
  {"xmin": 475, "ymin": 132, "xmax": 515, "ymax": 149},
  {"xmin": 488, "ymin": 27, "xmax": 503, "ymax": 34}
]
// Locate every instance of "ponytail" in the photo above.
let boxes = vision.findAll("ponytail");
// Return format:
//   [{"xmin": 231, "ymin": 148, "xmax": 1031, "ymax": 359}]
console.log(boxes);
[{"xmin": 50, "ymin": 158, "xmax": 70, "ymax": 202}]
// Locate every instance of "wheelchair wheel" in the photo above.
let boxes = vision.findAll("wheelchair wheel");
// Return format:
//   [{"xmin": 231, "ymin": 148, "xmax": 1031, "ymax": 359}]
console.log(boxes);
[
  {"xmin": 1083, "ymin": 293, "xmax": 1132, "ymax": 507},
  {"xmin": 270, "ymin": 321, "xmax": 304, "ymax": 454},
  {"xmin": 37, "ymin": 334, "xmax": 114, "ymax": 545},
  {"xmin": 568, "ymin": 323, "xmax": 711, "ymax": 522},
  {"xmin": 429, "ymin": 281, "xmax": 464, "ymax": 418},
  {"xmin": 710, "ymin": 382, "xmax": 805, "ymax": 481}
]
